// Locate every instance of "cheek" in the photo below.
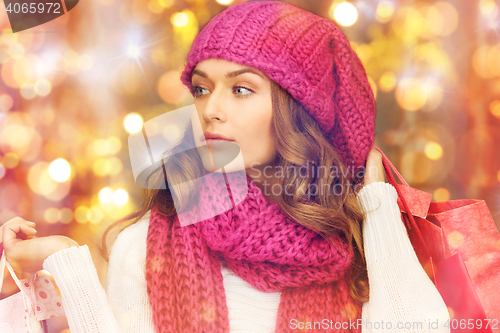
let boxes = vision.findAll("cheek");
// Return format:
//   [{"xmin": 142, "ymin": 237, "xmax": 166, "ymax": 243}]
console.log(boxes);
[{"xmin": 236, "ymin": 108, "xmax": 275, "ymax": 162}]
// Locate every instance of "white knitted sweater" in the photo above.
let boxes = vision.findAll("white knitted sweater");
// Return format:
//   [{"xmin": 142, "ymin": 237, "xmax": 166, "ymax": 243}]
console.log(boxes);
[{"xmin": 42, "ymin": 182, "xmax": 450, "ymax": 332}]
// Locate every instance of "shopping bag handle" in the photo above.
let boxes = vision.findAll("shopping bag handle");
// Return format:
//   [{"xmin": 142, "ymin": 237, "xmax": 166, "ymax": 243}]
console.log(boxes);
[
  {"xmin": 372, "ymin": 146, "xmax": 431, "ymax": 259},
  {"xmin": 0, "ymin": 250, "xmax": 37, "ymax": 316}
]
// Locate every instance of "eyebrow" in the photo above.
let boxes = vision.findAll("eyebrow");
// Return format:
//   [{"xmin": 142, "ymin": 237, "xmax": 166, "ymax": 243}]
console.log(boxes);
[{"xmin": 191, "ymin": 68, "xmax": 266, "ymax": 81}]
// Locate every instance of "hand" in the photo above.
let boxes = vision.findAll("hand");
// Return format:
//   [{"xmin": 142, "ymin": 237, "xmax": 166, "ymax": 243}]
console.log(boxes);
[
  {"xmin": 2, "ymin": 217, "xmax": 79, "ymax": 274},
  {"xmin": 364, "ymin": 147, "xmax": 387, "ymax": 186}
]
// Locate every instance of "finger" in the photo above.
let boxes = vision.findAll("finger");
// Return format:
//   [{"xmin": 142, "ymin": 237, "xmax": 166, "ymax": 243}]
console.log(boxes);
[
  {"xmin": 3, "ymin": 223, "xmax": 37, "ymax": 245},
  {"xmin": 3, "ymin": 217, "xmax": 36, "ymax": 227}
]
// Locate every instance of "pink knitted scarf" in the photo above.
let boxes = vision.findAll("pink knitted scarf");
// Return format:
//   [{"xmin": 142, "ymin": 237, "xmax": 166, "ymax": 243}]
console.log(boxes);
[{"xmin": 145, "ymin": 171, "xmax": 362, "ymax": 332}]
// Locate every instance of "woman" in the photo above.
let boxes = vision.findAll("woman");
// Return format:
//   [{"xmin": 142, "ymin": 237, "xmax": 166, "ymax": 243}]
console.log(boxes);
[{"xmin": 1, "ymin": 1, "xmax": 450, "ymax": 332}]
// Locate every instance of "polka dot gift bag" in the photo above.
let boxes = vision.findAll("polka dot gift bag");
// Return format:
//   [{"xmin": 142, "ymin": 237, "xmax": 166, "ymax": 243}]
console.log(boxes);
[{"xmin": 0, "ymin": 249, "xmax": 64, "ymax": 332}]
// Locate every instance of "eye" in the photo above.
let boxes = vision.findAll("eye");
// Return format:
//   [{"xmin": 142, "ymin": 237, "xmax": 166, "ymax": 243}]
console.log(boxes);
[
  {"xmin": 192, "ymin": 85, "xmax": 208, "ymax": 98},
  {"xmin": 233, "ymin": 86, "xmax": 254, "ymax": 98},
  {"xmin": 192, "ymin": 85, "xmax": 254, "ymax": 98}
]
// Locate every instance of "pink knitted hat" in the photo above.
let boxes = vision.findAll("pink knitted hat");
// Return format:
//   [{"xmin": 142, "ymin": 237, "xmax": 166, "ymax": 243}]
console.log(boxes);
[{"xmin": 180, "ymin": 0, "xmax": 376, "ymax": 172}]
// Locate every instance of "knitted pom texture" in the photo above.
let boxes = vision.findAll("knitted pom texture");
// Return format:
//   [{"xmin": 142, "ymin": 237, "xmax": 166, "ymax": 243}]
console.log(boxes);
[
  {"xmin": 180, "ymin": 0, "xmax": 376, "ymax": 172},
  {"xmin": 145, "ymin": 171, "xmax": 362, "ymax": 332}
]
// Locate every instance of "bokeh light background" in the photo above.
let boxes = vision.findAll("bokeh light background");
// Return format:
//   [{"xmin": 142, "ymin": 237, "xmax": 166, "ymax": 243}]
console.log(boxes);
[{"xmin": 1, "ymin": 0, "xmax": 500, "ymax": 330}]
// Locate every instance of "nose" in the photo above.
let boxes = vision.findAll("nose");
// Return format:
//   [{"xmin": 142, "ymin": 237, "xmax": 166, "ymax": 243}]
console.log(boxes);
[{"xmin": 201, "ymin": 86, "xmax": 227, "ymax": 123}]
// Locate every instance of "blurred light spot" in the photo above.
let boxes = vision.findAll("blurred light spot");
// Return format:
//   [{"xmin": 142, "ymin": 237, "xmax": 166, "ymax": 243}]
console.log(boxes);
[
  {"xmin": 114, "ymin": 62, "xmax": 142, "ymax": 94},
  {"xmin": 1, "ymin": 59, "xmax": 18, "ymax": 88},
  {"xmin": 63, "ymin": 50, "xmax": 80, "ymax": 75},
  {"xmin": 216, "ymin": 0, "xmax": 233, "ymax": 5},
  {"xmin": 75, "ymin": 206, "xmax": 89, "ymax": 223},
  {"xmin": 113, "ymin": 189, "xmax": 129, "ymax": 206},
  {"xmin": 432, "ymin": 2, "xmax": 459, "ymax": 36},
  {"xmin": 44, "ymin": 207, "xmax": 59, "ymax": 224},
  {"xmin": 0, "ymin": 114, "xmax": 41, "ymax": 162},
  {"xmin": 99, "ymin": 187, "xmax": 114, "ymax": 204},
  {"xmin": 379, "ymin": 71, "xmax": 397, "ymax": 92},
  {"xmin": 40, "ymin": 108, "xmax": 55, "ymax": 125},
  {"xmin": 171, "ymin": 10, "xmax": 198, "ymax": 46},
  {"xmin": 396, "ymin": 7, "xmax": 427, "ymax": 39},
  {"xmin": 3, "ymin": 152, "xmax": 19, "ymax": 168},
  {"xmin": 162, "ymin": 124, "xmax": 181, "ymax": 142},
  {"xmin": 401, "ymin": 150, "xmax": 432, "ymax": 183},
  {"xmin": 0, "ymin": 49, "xmax": 8, "ymax": 64},
  {"xmin": 20, "ymin": 83, "xmax": 36, "ymax": 99},
  {"xmin": 490, "ymin": 100, "xmax": 500, "ymax": 118},
  {"xmin": 49, "ymin": 158, "xmax": 71, "ymax": 182},
  {"xmin": 433, "ymin": 187, "xmax": 450, "ymax": 201},
  {"xmin": 486, "ymin": 17, "xmax": 499, "ymax": 30},
  {"xmin": 94, "ymin": 139, "xmax": 108, "ymax": 156},
  {"xmin": 148, "ymin": 0, "xmax": 164, "ymax": 14},
  {"xmin": 127, "ymin": 45, "xmax": 141, "ymax": 58},
  {"xmin": 473, "ymin": 45, "xmax": 500, "ymax": 79},
  {"xmin": 479, "ymin": 0, "xmax": 498, "ymax": 17},
  {"xmin": 157, "ymin": 71, "xmax": 190, "ymax": 104},
  {"xmin": 159, "ymin": 0, "xmax": 173, "ymax": 7},
  {"xmin": 93, "ymin": 158, "xmax": 112, "ymax": 177},
  {"xmin": 158, "ymin": 71, "xmax": 189, "ymax": 104},
  {"xmin": 381, "ymin": 129, "xmax": 400, "ymax": 146},
  {"xmin": 106, "ymin": 207, "xmax": 122, "ymax": 218},
  {"xmin": 87, "ymin": 206, "xmax": 104, "ymax": 224},
  {"xmin": 108, "ymin": 157, "xmax": 124, "ymax": 176},
  {"xmin": 0, "ymin": 94, "xmax": 14, "ymax": 111},
  {"xmin": 100, "ymin": 0, "xmax": 118, "ymax": 5},
  {"xmin": 124, "ymin": 113, "xmax": 143, "ymax": 134},
  {"xmin": 28, "ymin": 161, "xmax": 71, "ymax": 200},
  {"xmin": 60, "ymin": 208, "xmax": 73, "ymax": 224},
  {"xmin": 35, "ymin": 79, "xmax": 52, "ymax": 96},
  {"xmin": 34, "ymin": 60, "xmax": 50, "ymax": 78},
  {"xmin": 396, "ymin": 78, "xmax": 426, "ymax": 111},
  {"xmin": 8, "ymin": 43, "xmax": 24, "ymax": 59},
  {"xmin": 425, "ymin": 141, "xmax": 443, "ymax": 160},
  {"xmin": 78, "ymin": 54, "xmax": 93, "ymax": 71},
  {"xmin": 497, "ymin": 170, "xmax": 500, "ymax": 182},
  {"xmin": 171, "ymin": 12, "xmax": 189, "ymax": 27},
  {"xmin": 420, "ymin": 79, "xmax": 444, "ymax": 112},
  {"xmin": 331, "ymin": 2, "xmax": 358, "ymax": 27},
  {"xmin": 420, "ymin": 4, "xmax": 445, "ymax": 37},
  {"xmin": 130, "ymin": 0, "xmax": 159, "ymax": 25},
  {"xmin": 447, "ymin": 230, "xmax": 464, "ymax": 249},
  {"xmin": 0, "ymin": 163, "xmax": 5, "ymax": 179},
  {"xmin": 376, "ymin": 1, "xmax": 394, "ymax": 23},
  {"xmin": 12, "ymin": 55, "xmax": 39, "ymax": 88},
  {"xmin": 106, "ymin": 137, "xmax": 122, "ymax": 154}
]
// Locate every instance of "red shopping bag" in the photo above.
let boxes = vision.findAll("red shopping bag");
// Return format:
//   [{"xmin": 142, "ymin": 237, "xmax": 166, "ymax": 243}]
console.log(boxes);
[{"xmin": 373, "ymin": 146, "xmax": 500, "ymax": 332}]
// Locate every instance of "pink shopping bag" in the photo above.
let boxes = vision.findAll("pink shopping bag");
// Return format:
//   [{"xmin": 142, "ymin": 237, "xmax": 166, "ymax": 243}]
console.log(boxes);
[{"xmin": 0, "ymin": 248, "xmax": 65, "ymax": 332}]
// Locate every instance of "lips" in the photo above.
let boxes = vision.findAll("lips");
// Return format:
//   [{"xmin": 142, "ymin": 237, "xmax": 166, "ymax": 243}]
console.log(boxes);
[{"xmin": 201, "ymin": 131, "xmax": 234, "ymax": 143}]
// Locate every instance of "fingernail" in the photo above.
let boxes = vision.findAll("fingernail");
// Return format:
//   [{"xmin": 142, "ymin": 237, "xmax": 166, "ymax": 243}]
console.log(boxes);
[{"xmin": 30, "ymin": 227, "xmax": 37, "ymax": 232}]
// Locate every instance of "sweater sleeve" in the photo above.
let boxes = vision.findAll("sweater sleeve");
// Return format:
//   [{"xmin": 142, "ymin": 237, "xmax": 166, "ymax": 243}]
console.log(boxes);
[
  {"xmin": 42, "ymin": 213, "xmax": 155, "ymax": 333},
  {"xmin": 357, "ymin": 182, "xmax": 450, "ymax": 333},
  {"xmin": 42, "ymin": 245, "xmax": 122, "ymax": 332}
]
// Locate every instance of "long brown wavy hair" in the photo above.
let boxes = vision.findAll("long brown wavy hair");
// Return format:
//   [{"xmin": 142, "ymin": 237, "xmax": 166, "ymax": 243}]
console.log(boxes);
[{"xmin": 99, "ymin": 79, "xmax": 370, "ymax": 303}]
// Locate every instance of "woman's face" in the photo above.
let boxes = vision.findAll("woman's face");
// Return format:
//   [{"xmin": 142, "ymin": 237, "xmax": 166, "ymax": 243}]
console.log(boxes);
[{"xmin": 190, "ymin": 58, "xmax": 276, "ymax": 179}]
